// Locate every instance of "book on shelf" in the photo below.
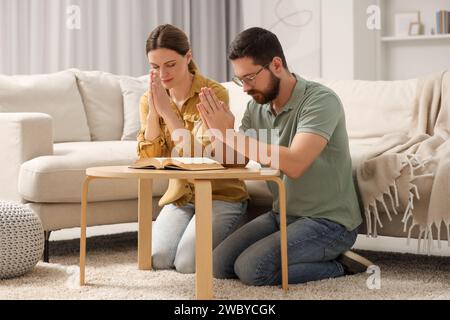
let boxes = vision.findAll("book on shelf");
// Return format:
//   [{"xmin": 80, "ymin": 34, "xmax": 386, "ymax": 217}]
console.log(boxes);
[
  {"xmin": 129, "ymin": 157, "xmax": 225, "ymax": 171},
  {"xmin": 436, "ymin": 10, "xmax": 450, "ymax": 34}
]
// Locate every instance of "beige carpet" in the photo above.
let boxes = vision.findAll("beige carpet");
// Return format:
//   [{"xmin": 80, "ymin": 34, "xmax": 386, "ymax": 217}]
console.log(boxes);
[{"xmin": 1, "ymin": 232, "xmax": 449, "ymax": 300}]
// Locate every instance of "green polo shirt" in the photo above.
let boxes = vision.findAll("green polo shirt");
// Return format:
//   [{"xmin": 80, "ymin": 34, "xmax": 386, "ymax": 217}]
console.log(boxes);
[{"xmin": 239, "ymin": 74, "xmax": 362, "ymax": 231}]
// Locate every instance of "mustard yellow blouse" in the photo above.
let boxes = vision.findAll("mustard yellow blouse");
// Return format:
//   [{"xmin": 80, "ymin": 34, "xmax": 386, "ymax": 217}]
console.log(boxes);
[{"xmin": 137, "ymin": 71, "xmax": 249, "ymax": 207}]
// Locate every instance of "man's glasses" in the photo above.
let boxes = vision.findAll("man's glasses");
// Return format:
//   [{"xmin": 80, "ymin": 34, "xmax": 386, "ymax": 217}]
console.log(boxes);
[{"xmin": 232, "ymin": 63, "xmax": 270, "ymax": 87}]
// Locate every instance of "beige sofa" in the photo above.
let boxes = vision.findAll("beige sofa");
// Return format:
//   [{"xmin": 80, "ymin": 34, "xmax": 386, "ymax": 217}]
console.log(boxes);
[{"xmin": 0, "ymin": 69, "xmax": 442, "ymax": 261}]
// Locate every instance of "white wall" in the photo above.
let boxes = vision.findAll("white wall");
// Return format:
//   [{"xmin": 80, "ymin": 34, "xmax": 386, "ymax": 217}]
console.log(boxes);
[
  {"xmin": 242, "ymin": 0, "xmax": 379, "ymax": 80},
  {"xmin": 242, "ymin": 0, "xmax": 322, "ymax": 78},
  {"xmin": 321, "ymin": 0, "xmax": 378, "ymax": 80},
  {"xmin": 321, "ymin": 0, "xmax": 354, "ymax": 79},
  {"xmin": 353, "ymin": 0, "xmax": 378, "ymax": 80}
]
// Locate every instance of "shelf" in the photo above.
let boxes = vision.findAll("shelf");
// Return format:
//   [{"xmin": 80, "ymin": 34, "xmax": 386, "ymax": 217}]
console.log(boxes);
[{"xmin": 381, "ymin": 34, "xmax": 450, "ymax": 42}]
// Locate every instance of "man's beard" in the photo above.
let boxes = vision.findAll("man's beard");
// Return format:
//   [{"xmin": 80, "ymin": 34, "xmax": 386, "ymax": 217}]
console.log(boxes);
[{"xmin": 248, "ymin": 71, "xmax": 280, "ymax": 104}]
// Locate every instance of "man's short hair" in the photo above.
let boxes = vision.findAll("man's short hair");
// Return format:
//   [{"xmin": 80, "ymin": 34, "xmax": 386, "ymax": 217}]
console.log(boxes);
[{"xmin": 228, "ymin": 27, "xmax": 288, "ymax": 69}]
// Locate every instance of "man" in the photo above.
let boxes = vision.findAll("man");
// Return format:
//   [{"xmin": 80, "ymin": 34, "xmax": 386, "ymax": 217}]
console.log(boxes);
[{"xmin": 196, "ymin": 27, "xmax": 372, "ymax": 286}]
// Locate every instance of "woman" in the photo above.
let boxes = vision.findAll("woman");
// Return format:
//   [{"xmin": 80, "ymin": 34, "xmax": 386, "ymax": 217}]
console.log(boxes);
[{"xmin": 137, "ymin": 24, "xmax": 249, "ymax": 273}]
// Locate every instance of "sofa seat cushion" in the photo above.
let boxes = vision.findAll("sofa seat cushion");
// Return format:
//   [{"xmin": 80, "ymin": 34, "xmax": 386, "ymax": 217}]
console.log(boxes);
[{"xmin": 18, "ymin": 141, "xmax": 168, "ymax": 203}]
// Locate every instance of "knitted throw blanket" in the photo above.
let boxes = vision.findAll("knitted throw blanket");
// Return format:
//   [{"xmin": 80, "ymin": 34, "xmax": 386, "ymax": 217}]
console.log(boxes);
[{"xmin": 356, "ymin": 71, "xmax": 450, "ymax": 254}]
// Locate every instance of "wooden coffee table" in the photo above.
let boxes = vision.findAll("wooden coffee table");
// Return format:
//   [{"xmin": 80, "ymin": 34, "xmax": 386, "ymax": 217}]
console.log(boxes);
[{"xmin": 79, "ymin": 166, "xmax": 287, "ymax": 299}]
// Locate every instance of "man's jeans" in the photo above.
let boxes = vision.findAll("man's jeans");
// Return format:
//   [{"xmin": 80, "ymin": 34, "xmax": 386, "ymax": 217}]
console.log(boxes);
[
  {"xmin": 152, "ymin": 200, "xmax": 248, "ymax": 273},
  {"xmin": 213, "ymin": 211, "xmax": 359, "ymax": 285}
]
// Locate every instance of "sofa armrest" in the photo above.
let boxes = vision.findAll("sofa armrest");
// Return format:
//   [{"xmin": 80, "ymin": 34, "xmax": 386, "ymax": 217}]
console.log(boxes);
[{"xmin": 0, "ymin": 113, "xmax": 53, "ymax": 201}]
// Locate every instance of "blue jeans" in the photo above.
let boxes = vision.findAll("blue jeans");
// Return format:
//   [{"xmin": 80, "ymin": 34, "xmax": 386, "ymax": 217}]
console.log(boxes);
[
  {"xmin": 152, "ymin": 200, "xmax": 248, "ymax": 273},
  {"xmin": 213, "ymin": 211, "xmax": 359, "ymax": 285}
]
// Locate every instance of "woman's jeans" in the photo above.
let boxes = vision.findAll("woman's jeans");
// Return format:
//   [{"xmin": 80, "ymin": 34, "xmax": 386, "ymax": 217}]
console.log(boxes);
[
  {"xmin": 152, "ymin": 200, "xmax": 248, "ymax": 273},
  {"xmin": 213, "ymin": 211, "xmax": 359, "ymax": 285}
]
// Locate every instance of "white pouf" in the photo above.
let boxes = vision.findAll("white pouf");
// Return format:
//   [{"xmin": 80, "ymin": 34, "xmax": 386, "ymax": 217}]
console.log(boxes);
[{"xmin": 0, "ymin": 201, "xmax": 44, "ymax": 279}]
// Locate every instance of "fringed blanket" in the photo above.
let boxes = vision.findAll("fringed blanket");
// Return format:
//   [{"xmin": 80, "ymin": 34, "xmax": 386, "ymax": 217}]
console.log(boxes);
[{"xmin": 356, "ymin": 71, "xmax": 450, "ymax": 254}]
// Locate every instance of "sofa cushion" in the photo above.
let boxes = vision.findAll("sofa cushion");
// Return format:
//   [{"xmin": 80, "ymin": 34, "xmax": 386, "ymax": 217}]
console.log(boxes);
[
  {"xmin": 18, "ymin": 141, "xmax": 168, "ymax": 203},
  {"xmin": 310, "ymin": 78, "xmax": 418, "ymax": 139},
  {"xmin": 119, "ymin": 75, "xmax": 148, "ymax": 141},
  {"xmin": 0, "ymin": 70, "xmax": 91, "ymax": 142},
  {"xmin": 73, "ymin": 70, "xmax": 124, "ymax": 141}
]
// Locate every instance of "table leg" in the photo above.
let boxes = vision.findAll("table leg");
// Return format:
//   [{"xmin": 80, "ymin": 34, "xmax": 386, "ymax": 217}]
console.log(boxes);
[
  {"xmin": 194, "ymin": 180, "xmax": 213, "ymax": 300},
  {"xmin": 138, "ymin": 179, "xmax": 153, "ymax": 270},
  {"xmin": 79, "ymin": 176, "xmax": 93, "ymax": 285},
  {"xmin": 273, "ymin": 177, "xmax": 288, "ymax": 291}
]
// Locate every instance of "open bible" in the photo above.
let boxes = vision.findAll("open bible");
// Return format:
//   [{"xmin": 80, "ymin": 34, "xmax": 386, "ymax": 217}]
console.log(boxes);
[{"xmin": 129, "ymin": 157, "xmax": 225, "ymax": 171}]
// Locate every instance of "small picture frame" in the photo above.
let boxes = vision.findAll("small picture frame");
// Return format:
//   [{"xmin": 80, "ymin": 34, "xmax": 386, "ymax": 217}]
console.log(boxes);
[
  {"xmin": 395, "ymin": 12, "xmax": 420, "ymax": 36},
  {"xmin": 408, "ymin": 22, "xmax": 423, "ymax": 36}
]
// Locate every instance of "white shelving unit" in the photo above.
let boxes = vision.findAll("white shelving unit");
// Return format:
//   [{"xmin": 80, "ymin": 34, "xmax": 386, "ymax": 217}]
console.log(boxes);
[
  {"xmin": 381, "ymin": 34, "xmax": 450, "ymax": 42},
  {"xmin": 377, "ymin": 0, "xmax": 450, "ymax": 80}
]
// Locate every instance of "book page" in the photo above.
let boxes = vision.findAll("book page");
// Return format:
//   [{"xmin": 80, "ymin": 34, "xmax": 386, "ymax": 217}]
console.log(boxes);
[
  {"xmin": 163, "ymin": 157, "xmax": 224, "ymax": 170},
  {"xmin": 130, "ymin": 157, "xmax": 163, "ymax": 169},
  {"xmin": 164, "ymin": 157, "xmax": 220, "ymax": 165},
  {"xmin": 131, "ymin": 157, "xmax": 223, "ymax": 170}
]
